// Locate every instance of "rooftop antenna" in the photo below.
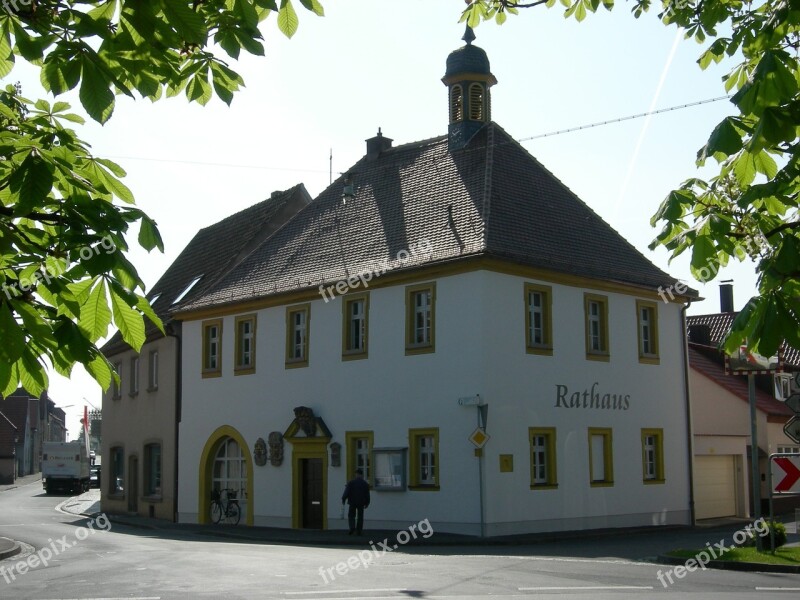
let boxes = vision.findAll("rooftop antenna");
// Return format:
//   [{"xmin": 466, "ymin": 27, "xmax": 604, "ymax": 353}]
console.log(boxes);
[{"xmin": 329, "ymin": 148, "xmax": 333, "ymax": 185}]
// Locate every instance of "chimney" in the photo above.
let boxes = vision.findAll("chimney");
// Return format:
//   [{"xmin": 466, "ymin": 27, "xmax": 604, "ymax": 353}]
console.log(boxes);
[
  {"xmin": 365, "ymin": 128, "xmax": 392, "ymax": 160},
  {"xmin": 719, "ymin": 280, "xmax": 734, "ymax": 313}
]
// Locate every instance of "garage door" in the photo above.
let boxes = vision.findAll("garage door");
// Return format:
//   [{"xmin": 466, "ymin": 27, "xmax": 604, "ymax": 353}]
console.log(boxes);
[{"xmin": 695, "ymin": 455, "xmax": 736, "ymax": 519}]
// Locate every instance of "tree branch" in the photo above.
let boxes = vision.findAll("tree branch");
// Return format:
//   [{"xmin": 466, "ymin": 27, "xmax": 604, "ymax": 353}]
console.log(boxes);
[
  {"xmin": 764, "ymin": 220, "xmax": 800, "ymax": 239},
  {"xmin": 501, "ymin": 0, "xmax": 550, "ymax": 9}
]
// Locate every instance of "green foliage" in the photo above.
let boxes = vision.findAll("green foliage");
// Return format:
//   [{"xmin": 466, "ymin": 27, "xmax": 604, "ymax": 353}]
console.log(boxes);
[
  {"xmin": 739, "ymin": 520, "xmax": 787, "ymax": 549},
  {"xmin": 463, "ymin": 0, "xmax": 800, "ymax": 361},
  {"xmin": 1, "ymin": 1, "xmax": 324, "ymax": 123},
  {"xmin": 0, "ymin": 85, "xmax": 163, "ymax": 395},
  {"xmin": 0, "ymin": 1, "xmax": 324, "ymax": 394}
]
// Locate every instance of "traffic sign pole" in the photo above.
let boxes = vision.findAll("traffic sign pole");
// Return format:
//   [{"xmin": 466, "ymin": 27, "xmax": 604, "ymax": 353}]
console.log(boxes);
[{"xmin": 749, "ymin": 374, "xmax": 762, "ymax": 551}]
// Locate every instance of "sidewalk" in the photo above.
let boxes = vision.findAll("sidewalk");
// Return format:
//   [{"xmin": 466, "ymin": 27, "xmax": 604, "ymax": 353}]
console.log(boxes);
[
  {"xmin": 59, "ymin": 489, "xmax": 798, "ymax": 561},
  {"xmin": 0, "ymin": 473, "xmax": 41, "ymax": 560},
  {"xmin": 0, "ymin": 473, "xmax": 42, "ymax": 494}
]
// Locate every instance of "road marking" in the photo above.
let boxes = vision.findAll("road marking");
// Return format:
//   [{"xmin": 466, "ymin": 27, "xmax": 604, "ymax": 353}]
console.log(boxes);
[
  {"xmin": 477, "ymin": 555, "xmax": 654, "ymax": 567},
  {"xmin": 281, "ymin": 590, "xmax": 408, "ymax": 596},
  {"xmin": 756, "ymin": 588, "xmax": 800, "ymax": 592},
  {"xmin": 49, "ymin": 597, "xmax": 161, "ymax": 600},
  {"xmin": 519, "ymin": 586, "xmax": 655, "ymax": 591}
]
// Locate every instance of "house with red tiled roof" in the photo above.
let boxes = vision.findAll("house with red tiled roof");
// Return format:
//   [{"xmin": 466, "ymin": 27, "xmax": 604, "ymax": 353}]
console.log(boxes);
[
  {"xmin": 100, "ymin": 185, "xmax": 311, "ymax": 521},
  {"xmin": 170, "ymin": 30, "xmax": 699, "ymax": 535},
  {"xmin": 687, "ymin": 284, "xmax": 799, "ymax": 519}
]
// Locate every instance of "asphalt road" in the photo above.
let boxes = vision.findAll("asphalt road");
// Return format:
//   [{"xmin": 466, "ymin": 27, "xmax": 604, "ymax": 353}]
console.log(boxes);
[{"xmin": 1, "ymin": 479, "xmax": 799, "ymax": 599}]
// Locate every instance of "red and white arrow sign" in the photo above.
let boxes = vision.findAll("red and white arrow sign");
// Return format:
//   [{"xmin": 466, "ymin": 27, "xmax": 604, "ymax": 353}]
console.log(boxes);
[{"xmin": 772, "ymin": 456, "xmax": 800, "ymax": 493}]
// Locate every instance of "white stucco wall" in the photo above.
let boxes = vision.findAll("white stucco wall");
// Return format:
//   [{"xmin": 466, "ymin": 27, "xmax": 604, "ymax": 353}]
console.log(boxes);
[{"xmin": 178, "ymin": 268, "xmax": 692, "ymax": 535}]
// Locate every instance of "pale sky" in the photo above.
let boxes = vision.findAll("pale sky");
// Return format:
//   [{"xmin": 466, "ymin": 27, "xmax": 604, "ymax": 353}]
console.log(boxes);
[{"xmin": 6, "ymin": 1, "xmax": 755, "ymax": 437}]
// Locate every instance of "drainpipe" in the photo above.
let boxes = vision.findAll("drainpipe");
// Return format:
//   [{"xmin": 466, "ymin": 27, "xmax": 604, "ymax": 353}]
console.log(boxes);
[
  {"xmin": 681, "ymin": 301, "xmax": 696, "ymax": 525},
  {"xmin": 167, "ymin": 322, "xmax": 182, "ymax": 523}
]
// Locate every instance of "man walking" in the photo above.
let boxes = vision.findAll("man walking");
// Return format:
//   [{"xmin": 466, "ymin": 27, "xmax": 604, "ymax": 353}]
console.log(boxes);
[{"xmin": 341, "ymin": 469, "xmax": 370, "ymax": 535}]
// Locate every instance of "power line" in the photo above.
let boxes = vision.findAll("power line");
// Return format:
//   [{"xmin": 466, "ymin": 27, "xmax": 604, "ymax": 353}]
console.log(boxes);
[
  {"xmin": 519, "ymin": 95, "xmax": 731, "ymax": 142},
  {"xmin": 102, "ymin": 95, "xmax": 731, "ymax": 174}
]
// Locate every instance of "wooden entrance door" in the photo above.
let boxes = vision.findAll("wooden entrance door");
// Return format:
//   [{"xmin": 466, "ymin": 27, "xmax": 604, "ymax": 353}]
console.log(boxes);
[{"xmin": 300, "ymin": 458, "xmax": 323, "ymax": 529}]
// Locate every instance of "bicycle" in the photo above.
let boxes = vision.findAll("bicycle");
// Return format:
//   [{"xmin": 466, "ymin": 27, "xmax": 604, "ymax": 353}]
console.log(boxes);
[{"xmin": 210, "ymin": 488, "xmax": 241, "ymax": 525}]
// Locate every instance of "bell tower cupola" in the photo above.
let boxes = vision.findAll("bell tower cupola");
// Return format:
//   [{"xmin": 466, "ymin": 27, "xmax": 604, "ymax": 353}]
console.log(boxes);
[{"xmin": 442, "ymin": 26, "xmax": 497, "ymax": 151}]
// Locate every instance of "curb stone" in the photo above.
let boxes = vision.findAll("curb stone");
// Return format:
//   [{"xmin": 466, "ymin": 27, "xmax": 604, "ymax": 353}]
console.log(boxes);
[
  {"xmin": 657, "ymin": 553, "xmax": 800, "ymax": 574},
  {"xmin": 0, "ymin": 537, "xmax": 21, "ymax": 561}
]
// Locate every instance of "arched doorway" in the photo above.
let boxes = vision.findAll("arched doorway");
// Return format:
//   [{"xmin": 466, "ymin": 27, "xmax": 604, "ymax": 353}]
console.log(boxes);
[{"xmin": 199, "ymin": 426, "xmax": 254, "ymax": 525}]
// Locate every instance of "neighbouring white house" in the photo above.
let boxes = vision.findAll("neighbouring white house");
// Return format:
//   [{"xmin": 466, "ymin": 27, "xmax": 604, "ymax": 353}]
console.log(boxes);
[
  {"xmin": 687, "ymin": 285, "xmax": 800, "ymax": 520},
  {"xmin": 100, "ymin": 185, "xmax": 310, "ymax": 520},
  {"xmin": 172, "ymin": 29, "xmax": 697, "ymax": 536}
]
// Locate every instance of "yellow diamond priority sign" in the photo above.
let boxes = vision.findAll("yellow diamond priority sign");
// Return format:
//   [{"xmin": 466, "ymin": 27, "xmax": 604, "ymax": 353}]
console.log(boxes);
[{"xmin": 469, "ymin": 427, "xmax": 490, "ymax": 449}]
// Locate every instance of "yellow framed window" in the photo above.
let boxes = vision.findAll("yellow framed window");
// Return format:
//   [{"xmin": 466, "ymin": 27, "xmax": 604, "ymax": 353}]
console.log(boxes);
[
  {"xmin": 588, "ymin": 427, "xmax": 614, "ymax": 487},
  {"xmin": 529, "ymin": 427, "xmax": 557, "ymax": 489},
  {"xmin": 584, "ymin": 293, "xmax": 610, "ymax": 360},
  {"xmin": 405, "ymin": 283, "xmax": 436, "ymax": 355},
  {"xmin": 524, "ymin": 283, "xmax": 553, "ymax": 355},
  {"xmin": 409, "ymin": 428, "xmax": 439, "ymax": 489},
  {"xmin": 345, "ymin": 431, "xmax": 374, "ymax": 484},
  {"xmin": 636, "ymin": 300, "xmax": 659, "ymax": 364},
  {"xmin": 642, "ymin": 428, "xmax": 665, "ymax": 484},
  {"xmin": 342, "ymin": 293, "xmax": 369, "ymax": 359},
  {"xmin": 285, "ymin": 304, "xmax": 310, "ymax": 368},
  {"xmin": 202, "ymin": 319, "xmax": 222, "ymax": 377},
  {"xmin": 235, "ymin": 314, "xmax": 257, "ymax": 374}
]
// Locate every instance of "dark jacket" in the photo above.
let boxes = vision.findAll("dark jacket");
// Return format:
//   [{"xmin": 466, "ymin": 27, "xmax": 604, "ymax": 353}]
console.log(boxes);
[{"xmin": 342, "ymin": 476, "xmax": 370, "ymax": 508}]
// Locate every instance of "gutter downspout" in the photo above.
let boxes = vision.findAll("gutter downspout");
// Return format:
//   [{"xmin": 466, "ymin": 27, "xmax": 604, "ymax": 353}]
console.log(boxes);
[
  {"xmin": 167, "ymin": 323, "xmax": 182, "ymax": 523},
  {"xmin": 681, "ymin": 301, "xmax": 696, "ymax": 526}
]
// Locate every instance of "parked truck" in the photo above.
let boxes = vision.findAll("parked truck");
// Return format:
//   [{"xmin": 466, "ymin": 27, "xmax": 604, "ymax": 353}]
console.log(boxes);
[{"xmin": 42, "ymin": 441, "xmax": 90, "ymax": 494}]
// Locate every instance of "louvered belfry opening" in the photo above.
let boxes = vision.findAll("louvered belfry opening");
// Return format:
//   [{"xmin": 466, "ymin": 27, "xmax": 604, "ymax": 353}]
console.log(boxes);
[
  {"xmin": 469, "ymin": 83, "xmax": 486, "ymax": 121},
  {"xmin": 450, "ymin": 85, "xmax": 464, "ymax": 123},
  {"xmin": 442, "ymin": 26, "xmax": 497, "ymax": 150}
]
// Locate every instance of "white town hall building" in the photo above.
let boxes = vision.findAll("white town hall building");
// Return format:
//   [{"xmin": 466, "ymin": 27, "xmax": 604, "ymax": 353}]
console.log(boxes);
[{"xmin": 171, "ymin": 29, "xmax": 696, "ymax": 536}]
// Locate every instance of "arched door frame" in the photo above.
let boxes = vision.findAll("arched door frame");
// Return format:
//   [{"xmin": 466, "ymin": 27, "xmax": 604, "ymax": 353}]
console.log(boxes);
[{"xmin": 198, "ymin": 425, "xmax": 254, "ymax": 526}]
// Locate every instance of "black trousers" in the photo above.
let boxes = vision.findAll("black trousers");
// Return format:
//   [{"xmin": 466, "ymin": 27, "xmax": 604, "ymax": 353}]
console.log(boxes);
[{"xmin": 348, "ymin": 505, "xmax": 364, "ymax": 533}]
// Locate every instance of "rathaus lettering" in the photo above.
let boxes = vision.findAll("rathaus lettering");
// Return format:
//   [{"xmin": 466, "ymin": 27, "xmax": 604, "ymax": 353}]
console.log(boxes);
[{"xmin": 555, "ymin": 382, "xmax": 630, "ymax": 411}]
